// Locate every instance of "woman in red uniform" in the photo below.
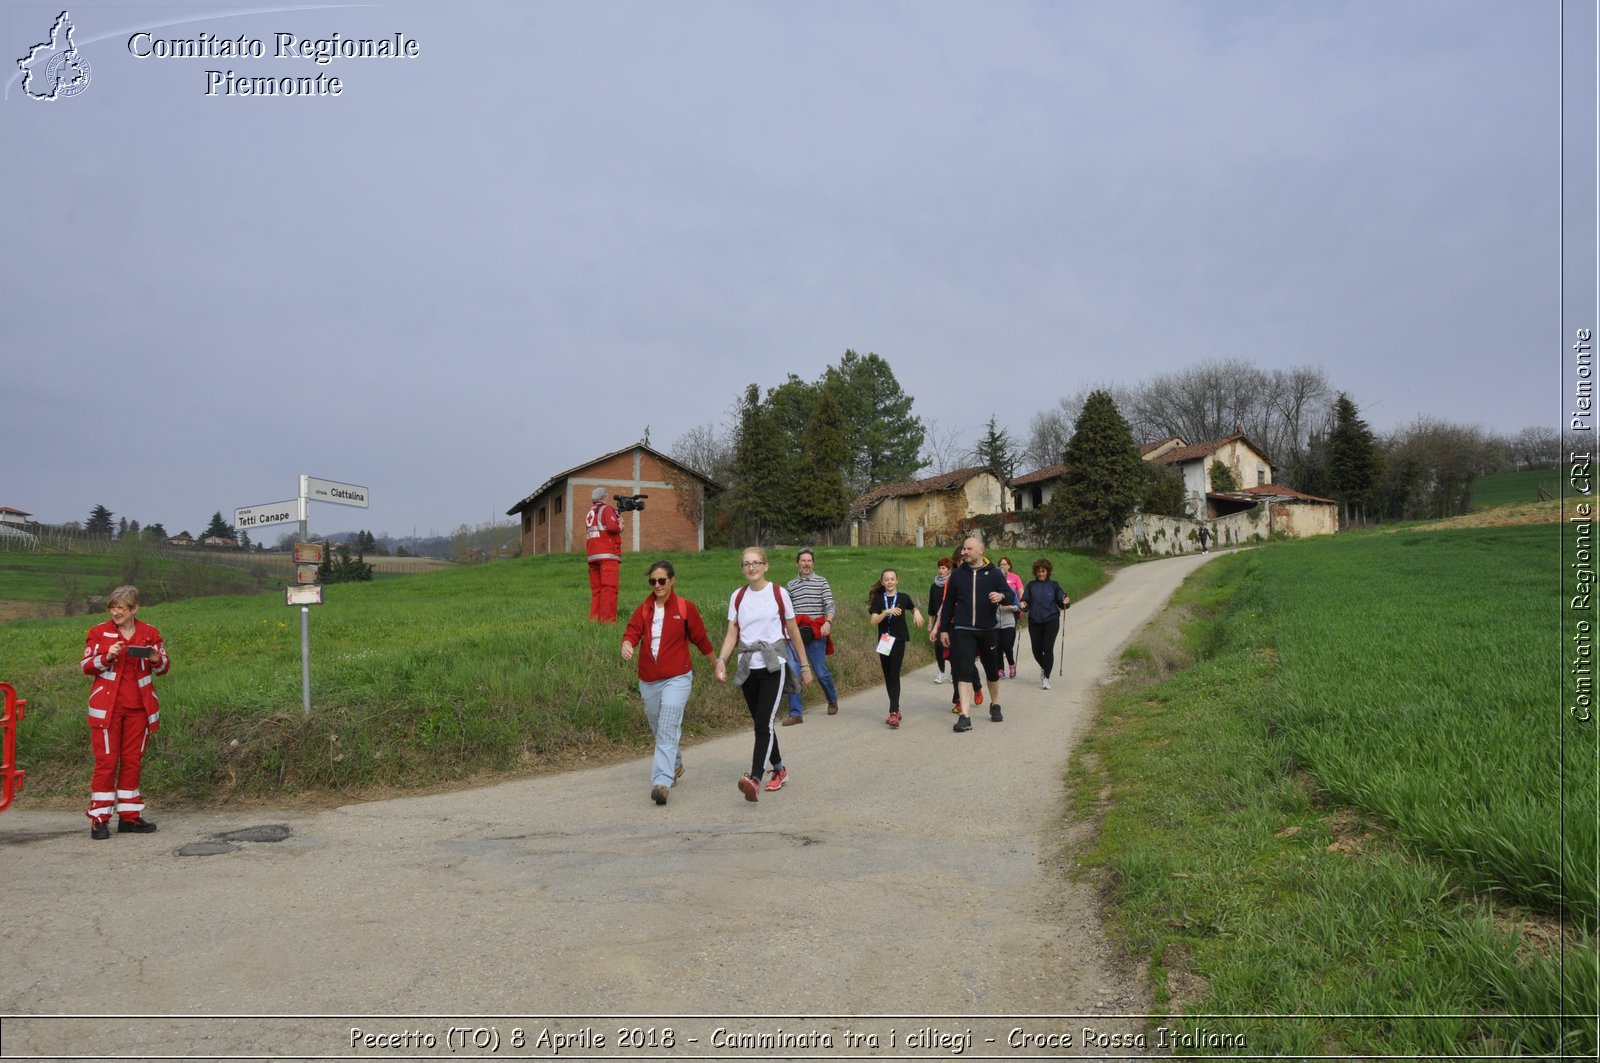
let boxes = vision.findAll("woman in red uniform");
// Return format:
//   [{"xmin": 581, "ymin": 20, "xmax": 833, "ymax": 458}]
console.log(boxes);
[{"xmin": 80, "ymin": 585, "xmax": 168, "ymax": 839}]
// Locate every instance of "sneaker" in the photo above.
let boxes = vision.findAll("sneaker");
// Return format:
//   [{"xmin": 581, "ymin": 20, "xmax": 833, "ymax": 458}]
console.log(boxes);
[
  {"xmin": 674, "ymin": 763, "xmax": 685, "ymax": 781},
  {"xmin": 934, "ymin": 672, "xmax": 946, "ymax": 684},
  {"xmin": 951, "ymin": 700, "xmax": 961, "ymax": 714},
  {"xmin": 781, "ymin": 714, "xmax": 803, "ymax": 726},
  {"xmin": 886, "ymin": 710, "xmax": 901, "ymax": 729},
  {"xmin": 953, "ymin": 715, "xmax": 973, "ymax": 733},
  {"xmin": 738, "ymin": 774, "xmax": 760, "ymax": 801},
  {"xmin": 89, "ymin": 820, "xmax": 110, "ymax": 840},
  {"xmin": 651, "ymin": 785, "xmax": 668, "ymax": 805},
  {"xmin": 1009, "ymin": 664, "xmax": 1017, "ymax": 679},
  {"xmin": 974, "ymin": 686, "xmax": 984, "ymax": 706},
  {"xmin": 990, "ymin": 704, "xmax": 1004, "ymax": 723},
  {"xmin": 117, "ymin": 817, "xmax": 157, "ymax": 834},
  {"xmin": 765, "ymin": 766, "xmax": 787, "ymax": 792},
  {"xmin": 1042, "ymin": 676, "xmax": 1052, "ymax": 690}
]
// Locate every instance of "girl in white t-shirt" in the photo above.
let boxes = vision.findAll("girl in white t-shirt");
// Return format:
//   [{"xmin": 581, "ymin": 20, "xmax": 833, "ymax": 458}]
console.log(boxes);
[{"xmin": 715, "ymin": 546, "xmax": 812, "ymax": 801}]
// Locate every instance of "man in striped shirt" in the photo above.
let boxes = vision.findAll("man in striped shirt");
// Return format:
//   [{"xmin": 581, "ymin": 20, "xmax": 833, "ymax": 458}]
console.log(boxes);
[{"xmin": 782, "ymin": 549, "xmax": 839, "ymax": 723}]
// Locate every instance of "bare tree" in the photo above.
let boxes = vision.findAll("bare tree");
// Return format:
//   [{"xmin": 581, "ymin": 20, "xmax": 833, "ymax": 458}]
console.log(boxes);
[
  {"xmin": 671, "ymin": 421, "xmax": 733, "ymax": 481},
  {"xmin": 919, "ymin": 422, "xmax": 970, "ymax": 476}
]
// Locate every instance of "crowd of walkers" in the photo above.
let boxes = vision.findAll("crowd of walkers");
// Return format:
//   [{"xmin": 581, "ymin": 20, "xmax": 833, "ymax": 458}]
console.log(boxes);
[{"xmin": 619, "ymin": 533, "xmax": 1070, "ymax": 806}]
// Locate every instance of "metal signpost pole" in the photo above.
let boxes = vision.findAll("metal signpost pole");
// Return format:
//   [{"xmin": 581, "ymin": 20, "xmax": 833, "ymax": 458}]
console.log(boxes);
[{"xmin": 298, "ymin": 486, "xmax": 311, "ymax": 717}]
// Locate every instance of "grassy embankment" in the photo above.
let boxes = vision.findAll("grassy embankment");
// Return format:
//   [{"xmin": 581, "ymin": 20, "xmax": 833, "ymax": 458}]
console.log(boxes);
[
  {"xmin": 1074, "ymin": 522, "xmax": 1596, "ymax": 1057},
  {"xmin": 1472, "ymin": 467, "xmax": 1561, "ymax": 508},
  {"xmin": 1, "ymin": 545, "xmax": 1105, "ymax": 804}
]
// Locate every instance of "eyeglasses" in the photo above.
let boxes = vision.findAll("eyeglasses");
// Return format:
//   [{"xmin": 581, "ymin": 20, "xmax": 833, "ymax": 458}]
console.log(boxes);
[
  {"xmin": 648, "ymin": 577, "xmax": 671, "ymax": 586},
  {"xmin": 742, "ymin": 560, "xmax": 766, "ymax": 568}
]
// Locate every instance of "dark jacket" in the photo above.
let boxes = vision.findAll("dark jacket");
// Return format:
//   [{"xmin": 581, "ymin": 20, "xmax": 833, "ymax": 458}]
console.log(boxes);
[
  {"xmin": 937, "ymin": 559, "xmax": 1015, "ymax": 632},
  {"xmin": 1020, "ymin": 579, "xmax": 1069, "ymax": 624}
]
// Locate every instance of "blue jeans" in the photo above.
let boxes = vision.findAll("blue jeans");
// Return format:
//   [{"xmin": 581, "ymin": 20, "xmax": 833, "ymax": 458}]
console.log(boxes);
[
  {"xmin": 640, "ymin": 672, "xmax": 691, "ymax": 788},
  {"xmin": 786, "ymin": 637, "xmax": 837, "ymax": 716}
]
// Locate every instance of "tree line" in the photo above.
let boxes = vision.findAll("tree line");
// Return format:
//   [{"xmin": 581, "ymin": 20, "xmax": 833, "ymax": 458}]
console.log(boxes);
[{"xmin": 675, "ymin": 353, "xmax": 1566, "ymax": 548}]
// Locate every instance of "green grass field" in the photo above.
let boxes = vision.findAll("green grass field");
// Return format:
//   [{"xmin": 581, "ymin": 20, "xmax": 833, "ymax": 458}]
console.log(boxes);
[
  {"xmin": 1074, "ymin": 523, "xmax": 1596, "ymax": 1056},
  {"xmin": 1, "ymin": 545, "xmax": 1105, "ymax": 802}
]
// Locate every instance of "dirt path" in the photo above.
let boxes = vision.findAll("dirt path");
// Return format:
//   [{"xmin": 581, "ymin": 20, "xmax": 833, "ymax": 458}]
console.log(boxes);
[{"xmin": 0, "ymin": 551, "xmax": 1218, "ymax": 1060}]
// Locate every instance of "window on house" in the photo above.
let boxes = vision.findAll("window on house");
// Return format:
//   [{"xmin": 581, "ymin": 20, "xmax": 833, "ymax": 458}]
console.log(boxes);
[
  {"xmin": 1032, "ymin": 486, "xmax": 1043, "ymax": 509},
  {"xmin": 1257, "ymin": 464, "xmax": 1266, "ymax": 486},
  {"xmin": 554, "ymin": 496, "xmax": 563, "ymax": 515},
  {"xmin": 536, "ymin": 508, "xmax": 545, "ymax": 527}
]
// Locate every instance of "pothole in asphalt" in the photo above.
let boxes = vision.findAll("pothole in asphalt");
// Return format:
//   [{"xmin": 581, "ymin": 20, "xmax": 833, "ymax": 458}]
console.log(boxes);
[
  {"xmin": 218, "ymin": 824, "xmax": 292, "ymax": 843},
  {"xmin": 178, "ymin": 824, "xmax": 293, "ymax": 856}
]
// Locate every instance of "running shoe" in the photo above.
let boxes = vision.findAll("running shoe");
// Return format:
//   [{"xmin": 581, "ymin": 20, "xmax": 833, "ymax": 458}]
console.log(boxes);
[
  {"xmin": 738, "ymin": 774, "xmax": 760, "ymax": 801},
  {"xmin": 1009, "ymin": 664, "xmax": 1016, "ymax": 679},
  {"xmin": 974, "ymin": 686, "xmax": 984, "ymax": 706},
  {"xmin": 765, "ymin": 766, "xmax": 788, "ymax": 792},
  {"xmin": 886, "ymin": 710, "xmax": 901, "ymax": 729},
  {"xmin": 990, "ymin": 704, "xmax": 1003, "ymax": 723},
  {"xmin": 953, "ymin": 715, "xmax": 973, "ymax": 733},
  {"xmin": 934, "ymin": 672, "xmax": 946, "ymax": 684},
  {"xmin": 1042, "ymin": 675, "xmax": 1052, "ymax": 690}
]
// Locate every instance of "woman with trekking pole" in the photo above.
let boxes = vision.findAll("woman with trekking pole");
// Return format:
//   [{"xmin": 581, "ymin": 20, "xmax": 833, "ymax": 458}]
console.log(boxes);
[{"xmin": 1018, "ymin": 558, "xmax": 1071, "ymax": 690}]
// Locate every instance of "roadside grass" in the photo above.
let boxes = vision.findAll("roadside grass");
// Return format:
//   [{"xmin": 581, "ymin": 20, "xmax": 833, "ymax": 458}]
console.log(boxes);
[
  {"xmin": 1072, "ymin": 524, "xmax": 1596, "ymax": 1057},
  {"xmin": 3, "ymin": 545, "xmax": 1105, "ymax": 804}
]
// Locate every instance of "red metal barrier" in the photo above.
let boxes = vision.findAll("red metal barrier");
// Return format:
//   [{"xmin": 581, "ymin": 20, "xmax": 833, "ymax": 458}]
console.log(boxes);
[{"xmin": 0, "ymin": 682, "xmax": 26, "ymax": 813}]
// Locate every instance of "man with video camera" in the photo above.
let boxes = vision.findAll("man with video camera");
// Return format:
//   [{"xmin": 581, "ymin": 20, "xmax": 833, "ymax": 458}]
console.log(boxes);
[{"xmin": 585, "ymin": 488, "xmax": 624, "ymax": 622}]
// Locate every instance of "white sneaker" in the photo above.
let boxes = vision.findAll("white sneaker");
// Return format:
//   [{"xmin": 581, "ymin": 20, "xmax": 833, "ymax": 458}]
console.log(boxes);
[
  {"xmin": 1042, "ymin": 675, "xmax": 1051, "ymax": 690},
  {"xmin": 934, "ymin": 672, "xmax": 946, "ymax": 684}
]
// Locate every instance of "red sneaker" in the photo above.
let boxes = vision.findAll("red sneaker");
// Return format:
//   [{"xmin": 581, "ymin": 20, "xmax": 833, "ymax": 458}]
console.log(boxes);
[
  {"xmin": 886, "ymin": 711, "xmax": 901, "ymax": 728},
  {"xmin": 737, "ymin": 774, "xmax": 760, "ymax": 802},
  {"xmin": 764, "ymin": 767, "xmax": 787, "ymax": 792},
  {"xmin": 975, "ymin": 686, "xmax": 984, "ymax": 706}
]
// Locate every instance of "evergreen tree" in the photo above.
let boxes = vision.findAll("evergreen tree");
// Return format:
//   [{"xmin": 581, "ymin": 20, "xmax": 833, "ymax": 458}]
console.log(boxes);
[
  {"xmin": 144, "ymin": 522, "xmax": 168, "ymax": 542},
  {"xmin": 203, "ymin": 511, "xmax": 234, "ymax": 540},
  {"xmin": 825, "ymin": 350, "xmax": 926, "ymax": 492},
  {"xmin": 975, "ymin": 415, "xmax": 1017, "ymax": 509},
  {"xmin": 117, "ymin": 517, "xmax": 129, "ymax": 538},
  {"xmin": 1043, "ymin": 390, "xmax": 1145, "ymax": 549},
  {"xmin": 317, "ymin": 543, "xmax": 374, "ymax": 583},
  {"xmin": 1208, "ymin": 459, "xmax": 1239, "ymax": 493},
  {"xmin": 791, "ymin": 381, "xmax": 852, "ymax": 540},
  {"xmin": 727, "ymin": 383, "xmax": 787, "ymax": 543},
  {"xmin": 1325, "ymin": 393, "xmax": 1383, "ymax": 526},
  {"xmin": 85, "ymin": 504, "xmax": 115, "ymax": 537}
]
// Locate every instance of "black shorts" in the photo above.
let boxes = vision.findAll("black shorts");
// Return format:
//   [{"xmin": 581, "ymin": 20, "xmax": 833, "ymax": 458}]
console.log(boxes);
[{"xmin": 949, "ymin": 628, "xmax": 996, "ymax": 685}]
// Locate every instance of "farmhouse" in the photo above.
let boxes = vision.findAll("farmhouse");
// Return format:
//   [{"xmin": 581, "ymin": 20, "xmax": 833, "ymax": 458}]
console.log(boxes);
[
  {"xmin": 506, "ymin": 442, "xmax": 723, "ymax": 556},
  {"xmin": 0, "ymin": 506, "xmax": 31, "ymax": 528},
  {"xmin": 851, "ymin": 466, "xmax": 1006, "ymax": 547}
]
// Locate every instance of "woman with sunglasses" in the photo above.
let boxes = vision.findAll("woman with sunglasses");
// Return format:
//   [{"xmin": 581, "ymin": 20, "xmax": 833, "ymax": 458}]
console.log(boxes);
[
  {"xmin": 714, "ymin": 546, "xmax": 812, "ymax": 801},
  {"xmin": 622, "ymin": 561, "xmax": 717, "ymax": 806}
]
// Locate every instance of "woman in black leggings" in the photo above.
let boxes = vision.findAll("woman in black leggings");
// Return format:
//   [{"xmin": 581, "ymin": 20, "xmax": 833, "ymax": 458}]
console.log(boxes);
[
  {"xmin": 868, "ymin": 568, "xmax": 925, "ymax": 729},
  {"xmin": 1018, "ymin": 557, "xmax": 1071, "ymax": 690}
]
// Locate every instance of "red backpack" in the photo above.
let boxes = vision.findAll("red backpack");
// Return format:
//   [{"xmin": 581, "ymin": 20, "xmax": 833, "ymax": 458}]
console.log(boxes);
[{"xmin": 733, "ymin": 582, "xmax": 787, "ymax": 624}]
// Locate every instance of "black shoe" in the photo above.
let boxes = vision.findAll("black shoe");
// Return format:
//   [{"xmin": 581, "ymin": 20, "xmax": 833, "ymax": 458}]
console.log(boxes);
[
  {"xmin": 990, "ymin": 705, "xmax": 1004, "ymax": 722},
  {"xmin": 953, "ymin": 715, "xmax": 973, "ymax": 733},
  {"xmin": 651, "ymin": 785, "xmax": 668, "ymax": 806},
  {"xmin": 90, "ymin": 821, "xmax": 110, "ymax": 840},
  {"xmin": 117, "ymin": 817, "xmax": 157, "ymax": 834}
]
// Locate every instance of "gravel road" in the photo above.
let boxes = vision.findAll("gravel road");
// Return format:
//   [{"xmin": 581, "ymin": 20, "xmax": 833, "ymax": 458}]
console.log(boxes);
[{"xmin": 0, "ymin": 551, "xmax": 1217, "ymax": 1061}]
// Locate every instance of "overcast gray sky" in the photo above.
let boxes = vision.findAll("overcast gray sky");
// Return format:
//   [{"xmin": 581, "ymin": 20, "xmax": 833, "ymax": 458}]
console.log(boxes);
[{"xmin": 2, "ymin": 0, "xmax": 1581, "ymax": 539}]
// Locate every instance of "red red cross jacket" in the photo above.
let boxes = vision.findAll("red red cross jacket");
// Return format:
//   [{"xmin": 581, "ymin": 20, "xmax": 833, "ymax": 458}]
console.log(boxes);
[
  {"xmin": 80, "ymin": 620, "xmax": 169, "ymax": 732},
  {"xmin": 585, "ymin": 502, "xmax": 621, "ymax": 562},
  {"xmin": 795, "ymin": 614, "xmax": 835, "ymax": 656}
]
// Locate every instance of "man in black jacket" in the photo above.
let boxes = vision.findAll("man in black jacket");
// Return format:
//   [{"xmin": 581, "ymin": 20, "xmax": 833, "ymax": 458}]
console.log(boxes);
[{"xmin": 935, "ymin": 534, "xmax": 1015, "ymax": 732}]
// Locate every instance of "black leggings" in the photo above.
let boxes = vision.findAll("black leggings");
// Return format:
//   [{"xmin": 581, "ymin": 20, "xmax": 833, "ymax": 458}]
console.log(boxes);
[
  {"xmin": 877, "ymin": 638, "xmax": 906, "ymax": 711},
  {"xmin": 1028, "ymin": 617, "xmax": 1061, "ymax": 675},
  {"xmin": 996, "ymin": 627, "xmax": 1017, "ymax": 667},
  {"xmin": 739, "ymin": 665, "xmax": 785, "ymax": 778}
]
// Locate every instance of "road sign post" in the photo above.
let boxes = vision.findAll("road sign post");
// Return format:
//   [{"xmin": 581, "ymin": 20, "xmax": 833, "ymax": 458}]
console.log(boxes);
[{"xmin": 234, "ymin": 477, "xmax": 370, "ymax": 719}]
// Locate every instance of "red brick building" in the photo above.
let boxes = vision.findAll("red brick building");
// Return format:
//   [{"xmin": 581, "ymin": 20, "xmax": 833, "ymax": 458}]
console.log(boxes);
[{"xmin": 506, "ymin": 443, "xmax": 723, "ymax": 557}]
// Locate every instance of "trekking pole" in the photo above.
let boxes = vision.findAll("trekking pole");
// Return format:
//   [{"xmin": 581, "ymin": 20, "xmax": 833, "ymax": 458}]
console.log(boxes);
[{"xmin": 1059, "ymin": 599, "xmax": 1069, "ymax": 677}]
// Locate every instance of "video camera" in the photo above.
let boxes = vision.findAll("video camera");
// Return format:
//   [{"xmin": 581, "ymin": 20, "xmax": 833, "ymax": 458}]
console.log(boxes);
[{"xmin": 615, "ymin": 494, "xmax": 648, "ymax": 513}]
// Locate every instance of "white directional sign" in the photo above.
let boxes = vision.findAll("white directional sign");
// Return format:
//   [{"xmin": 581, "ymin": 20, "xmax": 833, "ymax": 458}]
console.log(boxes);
[
  {"xmin": 234, "ymin": 499, "xmax": 302, "ymax": 530},
  {"xmin": 301, "ymin": 475, "xmax": 369, "ymax": 509}
]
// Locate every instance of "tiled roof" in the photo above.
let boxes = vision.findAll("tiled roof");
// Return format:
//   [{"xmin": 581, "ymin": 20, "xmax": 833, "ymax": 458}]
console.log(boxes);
[
  {"xmin": 851, "ymin": 466, "xmax": 989, "ymax": 515},
  {"xmin": 1226, "ymin": 484, "xmax": 1337, "ymax": 505},
  {"xmin": 1009, "ymin": 464, "xmax": 1065, "ymax": 487},
  {"xmin": 1149, "ymin": 431, "xmax": 1272, "ymax": 467}
]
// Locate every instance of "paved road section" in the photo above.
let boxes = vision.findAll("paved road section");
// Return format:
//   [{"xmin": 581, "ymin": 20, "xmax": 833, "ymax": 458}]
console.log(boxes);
[{"xmin": 1, "ymin": 551, "xmax": 1217, "ymax": 1060}]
